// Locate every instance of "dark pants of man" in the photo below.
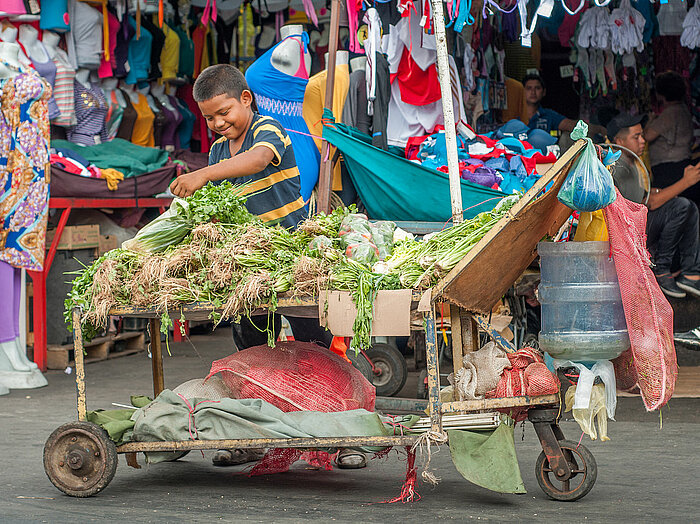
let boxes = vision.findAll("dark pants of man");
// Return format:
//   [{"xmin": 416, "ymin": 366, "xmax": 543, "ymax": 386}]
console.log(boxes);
[{"xmin": 647, "ymin": 196, "xmax": 700, "ymax": 276}]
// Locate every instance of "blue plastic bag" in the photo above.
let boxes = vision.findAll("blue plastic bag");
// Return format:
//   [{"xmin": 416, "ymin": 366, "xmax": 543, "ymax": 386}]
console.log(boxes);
[{"xmin": 557, "ymin": 122, "xmax": 616, "ymax": 212}]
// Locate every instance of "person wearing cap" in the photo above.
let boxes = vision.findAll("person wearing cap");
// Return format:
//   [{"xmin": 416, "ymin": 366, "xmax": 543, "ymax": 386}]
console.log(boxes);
[
  {"xmin": 522, "ymin": 74, "xmax": 606, "ymax": 136},
  {"xmin": 608, "ymin": 112, "xmax": 700, "ymax": 299}
]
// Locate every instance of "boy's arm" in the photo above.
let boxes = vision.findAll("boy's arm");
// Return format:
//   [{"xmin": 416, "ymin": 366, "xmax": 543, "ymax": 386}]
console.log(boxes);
[{"xmin": 170, "ymin": 147, "xmax": 275, "ymax": 197}]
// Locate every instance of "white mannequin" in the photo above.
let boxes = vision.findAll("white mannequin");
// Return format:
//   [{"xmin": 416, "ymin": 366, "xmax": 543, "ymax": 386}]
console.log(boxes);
[
  {"xmin": 138, "ymin": 83, "xmax": 160, "ymax": 112},
  {"xmin": 102, "ymin": 78, "xmax": 126, "ymax": 108},
  {"xmin": 350, "ymin": 56, "xmax": 367, "ymax": 73},
  {"xmin": 120, "ymin": 80, "xmax": 141, "ymax": 104},
  {"xmin": 258, "ymin": 25, "xmax": 276, "ymax": 50},
  {"xmin": 42, "ymin": 31, "xmax": 60, "ymax": 60},
  {"xmin": 17, "ymin": 24, "xmax": 49, "ymax": 64},
  {"xmin": 324, "ymin": 50, "xmax": 349, "ymax": 67},
  {"xmin": 0, "ymin": 42, "xmax": 23, "ymax": 78},
  {"xmin": 0, "ymin": 24, "xmax": 32, "ymax": 67},
  {"xmin": 271, "ymin": 24, "xmax": 311, "ymax": 77},
  {"xmin": 75, "ymin": 68, "xmax": 91, "ymax": 88},
  {"xmin": 151, "ymin": 82, "xmax": 175, "ymax": 111}
]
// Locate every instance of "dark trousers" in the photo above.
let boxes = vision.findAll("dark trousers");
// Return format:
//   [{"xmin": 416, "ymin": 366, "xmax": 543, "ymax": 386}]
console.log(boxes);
[
  {"xmin": 647, "ymin": 196, "xmax": 700, "ymax": 275},
  {"xmin": 232, "ymin": 314, "xmax": 333, "ymax": 352},
  {"xmin": 652, "ymin": 160, "xmax": 696, "ymax": 204}
]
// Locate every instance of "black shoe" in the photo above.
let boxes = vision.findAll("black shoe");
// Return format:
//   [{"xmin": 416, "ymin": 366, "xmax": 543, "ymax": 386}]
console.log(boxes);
[
  {"xmin": 655, "ymin": 274, "xmax": 686, "ymax": 298},
  {"xmin": 676, "ymin": 276, "xmax": 700, "ymax": 298}
]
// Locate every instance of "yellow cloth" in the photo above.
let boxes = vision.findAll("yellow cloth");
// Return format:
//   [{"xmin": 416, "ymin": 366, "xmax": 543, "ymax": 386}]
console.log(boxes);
[
  {"xmin": 502, "ymin": 77, "xmax": 525, "ymax": 123},
  {"xmin": 131, "ymin": 94, "xmax": 155, "ymax": 147},
  {"xmin": 574, "ymin": 210, "xmax": 609, "ymax": 241},
  {"xmin": 302, "ymin": 63, "xmax": 350, "ymax": 191},
  {"xmin": 159, "ymin": 23, "xmax": 180, "ymax": 81},
  {"xmin": 101, "ymin": 168, "xmax": 125, "ymax": 191}
]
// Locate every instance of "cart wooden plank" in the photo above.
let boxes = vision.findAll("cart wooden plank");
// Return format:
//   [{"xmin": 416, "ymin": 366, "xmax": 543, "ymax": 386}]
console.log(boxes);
[{"xmin": 431, "ymin": 140, "xmax": 586, "ymax": 314}]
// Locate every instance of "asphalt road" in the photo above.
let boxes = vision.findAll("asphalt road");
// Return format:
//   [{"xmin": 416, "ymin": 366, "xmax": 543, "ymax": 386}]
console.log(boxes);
[{"xmin": 1, "ymin": 330, "xmax": 698, "ymax": 523}]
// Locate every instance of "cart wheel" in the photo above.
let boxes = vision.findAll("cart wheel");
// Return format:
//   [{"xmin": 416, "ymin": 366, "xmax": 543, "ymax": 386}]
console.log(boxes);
[
  {"xmin": 417, "ymin": 369, "xmax": 428, "ymax": 399},
  {"xmin": 535, "ymin": 439, "xmax": 597, "ymax": 502},
  {"xmin": 44, "ymin": 421, "xmax": 118, "ymax": 497},
  {"xmin": 347, "ymin": 349, "xmax": 374, "ymax": 383},
  {"xmin": 366, "ymin": 343, "xmax": 408, "ymax": 397}
]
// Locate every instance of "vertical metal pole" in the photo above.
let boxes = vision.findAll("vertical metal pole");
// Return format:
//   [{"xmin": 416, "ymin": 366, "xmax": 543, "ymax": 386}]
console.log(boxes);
[
  {"xmin": 316, "ymin": 0, "xmax": 342, "ymax": 214},
  {"xmin": 449, "ymin": 304, "xmax": 463, "ymax": 401},
  {"xmin": 428, "ymin": 0, "xmax": 463, "ymax": 223},
  {"xmin": 73, "ymin": 309, "xmax": 87, "ymax": 422},
  {"xmin": 149, "ymin": 319, "xmax": 165, "ymax": 397},
  {"xmin": 425, "ymin": 306, "xmax": 442, "ymax": 432}
]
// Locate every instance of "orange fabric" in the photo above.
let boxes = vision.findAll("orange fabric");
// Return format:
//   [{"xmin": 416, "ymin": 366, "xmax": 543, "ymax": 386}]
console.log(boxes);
[
  {"xmin": 502, "ymin": 77, "xmax": 526, "ymax": 124},
  {"xmin": 329, "ymin": 336, "xmax": 351, "ymax": 363},
  {"xmin": 131, "ymin": 94, "xmax": 155, "ymax": 147}
]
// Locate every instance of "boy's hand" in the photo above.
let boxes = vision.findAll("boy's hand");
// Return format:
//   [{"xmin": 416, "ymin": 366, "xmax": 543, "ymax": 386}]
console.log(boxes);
[{"xmin": 170, "ymin": 171, "xmax": 209, "ymax": 198}]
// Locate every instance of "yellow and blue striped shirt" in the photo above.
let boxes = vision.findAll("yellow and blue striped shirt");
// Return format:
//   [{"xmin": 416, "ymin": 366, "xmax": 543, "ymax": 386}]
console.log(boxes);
[{"xmin": 209, "ymin": 113, "xmax": 307, "ymax": 229}]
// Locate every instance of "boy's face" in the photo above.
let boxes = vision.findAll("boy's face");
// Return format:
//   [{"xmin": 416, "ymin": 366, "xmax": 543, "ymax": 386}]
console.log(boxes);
[{"xmin": 199, "ymin": 90, "xmax": 253, "ymax": 141}]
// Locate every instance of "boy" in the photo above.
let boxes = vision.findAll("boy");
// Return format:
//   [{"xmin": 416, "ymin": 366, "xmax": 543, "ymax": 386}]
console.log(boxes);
[{"xmin": 170, "ymin": 64, "xmax": 307, "ymax": 230}]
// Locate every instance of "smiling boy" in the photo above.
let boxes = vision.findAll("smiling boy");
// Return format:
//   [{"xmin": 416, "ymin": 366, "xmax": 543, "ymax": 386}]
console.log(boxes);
[{"xmin": 170, "ymin": 64, "xmax": 307, "ymax": 229}]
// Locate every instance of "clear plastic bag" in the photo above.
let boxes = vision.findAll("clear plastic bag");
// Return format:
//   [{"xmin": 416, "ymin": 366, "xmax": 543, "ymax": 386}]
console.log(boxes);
[
  {"xmin": 345, "ymin": 242, "xmax": 380, "ymax": 265},
  {"xmin": 558, "ymin": 121, "xmax": 617, "ymax": 212},
  {"xmin": 339, "ymin": 213, "xmax": 372, "ymax": 237},
  {"xmin": 308, "ymin": 235, "xmax": 334, "ymax": 256},
  {"xmin": 122, "ymin": 198, "xmax": 192, "ymax": 253},
  {"xmin": 370, "ymin": 221, "xmax": 396, "ymax": 261},
  {"xmin": 565, "ymin": 383, "xmax": 610, "ymax": 441}
]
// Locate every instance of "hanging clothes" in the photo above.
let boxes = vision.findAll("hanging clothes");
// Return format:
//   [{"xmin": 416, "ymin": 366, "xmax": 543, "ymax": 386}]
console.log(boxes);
[
  {"xmin": 98, "ymin": 11, "xmax": 120, "ymax": 78},
  {"xmin": 372, "ymin": 53, "xmax": 391, "ymax": 150},
  {"xmin": 157, "ymin": 98, "xmax": 183, "ymax": 149},
  {"xmin": 173, "ymin": 96, "xmax": 195, "ymax": 150},
  {"xmin": 302, "ymin": 63, "xmax": 350, "ymax": 191},
  {"xmin": 342, "ymin": 69, "xmax": 371, "ymax": 135},
  {"xmin": 131, "ymin": 93, "xmax": 156, "ymax": 147},
  {"xmin": 245, "ymin": 34, "xmax": 321, "ymax": 202},
  {"xmin": 29, "ymin": 47, "xmax": 61, "ymax": 120},
  {"xmin": 66, "ymin": 81, "xmax": 109, "ymax": 146},
  {"xmin": 0, "ymin": 69, "xmax": 51, "ymax": 272},
  {"xmin": 175, "ymin": 26, "xmax": 195, "ymax": 78},
  {"xmin": 105, "ymin": 91, "xmax": 125, "ymax": 140},
  {"xmin": 125, "ymin": 16, "xmax": 153, "ymax": 85},
  {"xmin": 391, "ymin": 47, "xmax": 441, "ymax": 106},
  {"xmin": 151, "ymin": 98, "xmax": 167, "ymax": 148},
  {"xmin": 114, "ymin": 13, "xmax": 136, "ymax": 78},
  {"xmin": 116, "ymin": 89, "xmax": 138, "ymax": 141},
  {"xmin": 141, "ymin": 15, "xmax": 166, "ymax": 80},
  {"xmin": 66, "ymin": 0, "xmax": 103, "ymax": 70},
  {"xmin": 52, "ymin": 50, "xmax": 77, "ymax": 128},
  {"xmin": 160, "ymin": 23, "xmax": 181, "ymax": 81}
]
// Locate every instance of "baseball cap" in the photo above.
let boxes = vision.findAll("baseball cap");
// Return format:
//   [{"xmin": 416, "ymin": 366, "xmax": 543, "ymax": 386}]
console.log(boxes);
[{"xmin": 606, "ymin": 113, "xmax": 648, "ymax": 140}]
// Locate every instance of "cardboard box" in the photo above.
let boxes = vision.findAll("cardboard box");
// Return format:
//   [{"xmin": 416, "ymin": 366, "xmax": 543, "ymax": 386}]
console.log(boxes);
[
  {"xmin": 46, "ymin": 225, "xmax": 100, "ymax": 250},
  {"xmin": 319, "ymin": 289, "xmax": 412, "ymax": 337},
  {"xmin": 98, "ymin": 235, "xmax": 118, "ymax": 255}
]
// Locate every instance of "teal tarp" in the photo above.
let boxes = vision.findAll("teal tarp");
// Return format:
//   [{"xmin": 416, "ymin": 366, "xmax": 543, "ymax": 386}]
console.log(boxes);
[
  {"xmin": 52, "ymin": 138, "xmax": 169, "ymax": 177},
  {"xmin": 322, "ymin": 122, "xmax": 505, "ymax": 223}
]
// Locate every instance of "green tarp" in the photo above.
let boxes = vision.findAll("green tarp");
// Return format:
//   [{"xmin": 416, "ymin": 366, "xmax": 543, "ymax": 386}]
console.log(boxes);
[
  {"xmin": 448, "ymin": 422, "xmax": 526, "ymax": 494},
  {"xmin": 52, "ymin": 138, "xmax": 170, "ymax": 177}
]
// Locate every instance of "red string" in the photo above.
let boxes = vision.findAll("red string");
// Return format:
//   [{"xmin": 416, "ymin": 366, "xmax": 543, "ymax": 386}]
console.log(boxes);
[{"xmin": 378, "ymin": 446, "xmax": 420, "ymax": 503}]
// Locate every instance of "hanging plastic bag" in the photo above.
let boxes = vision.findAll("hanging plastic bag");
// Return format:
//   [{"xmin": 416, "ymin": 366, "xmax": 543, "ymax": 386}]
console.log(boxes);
[
  {"xmin": 565, "ymin": 383, "xmax": 610, "ymax": 441},
  {"xmin": 122, "ymin": 198, "xmax": 192, "ymax": 253},
  {"xmin": 558, "ymin": 121, "xmax": 617, "ymax": 212}
]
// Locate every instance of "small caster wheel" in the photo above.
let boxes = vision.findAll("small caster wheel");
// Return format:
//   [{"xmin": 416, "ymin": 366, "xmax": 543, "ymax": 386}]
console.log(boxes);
[
  {"xmin": 44, "ymin": 421, "xmax": 118, "ymax": 497},
  {"xmin": 365, "ymin": 343, "xmax": 408, "ymax": 397},
  {"xmin": 535, "ymin": 439, "xmax": 597, "ymax": 501}
]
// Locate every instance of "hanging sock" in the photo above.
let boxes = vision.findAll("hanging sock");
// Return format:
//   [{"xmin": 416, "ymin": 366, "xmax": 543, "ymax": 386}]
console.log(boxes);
[
  {"xmin": 604, "ymin": 49, "xmax": 617, "ymax": 90},
  {"xmin": 575, "ymin": 45, "xmax": 592, "ymax": 89},
  {"xmin": 518, "ymin": 0, "xmax": 555, "ymax": 47}
]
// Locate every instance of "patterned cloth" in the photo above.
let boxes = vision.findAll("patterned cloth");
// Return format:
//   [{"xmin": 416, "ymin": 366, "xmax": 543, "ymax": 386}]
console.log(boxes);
[{"xmin": 0, "ymin": 68, "xmax": 51, "ymax": 271}]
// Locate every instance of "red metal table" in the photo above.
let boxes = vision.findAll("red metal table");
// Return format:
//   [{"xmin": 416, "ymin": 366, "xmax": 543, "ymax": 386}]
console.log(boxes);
[{"xmin": 29, "ymin": 197, "xmax": 172, "ymax": 371}]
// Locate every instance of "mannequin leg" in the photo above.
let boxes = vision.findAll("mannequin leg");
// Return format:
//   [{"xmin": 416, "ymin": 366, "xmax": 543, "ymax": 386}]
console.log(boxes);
[{"xmin": 0, "ymin": 262, "xmax": 32, "ymax": 371}]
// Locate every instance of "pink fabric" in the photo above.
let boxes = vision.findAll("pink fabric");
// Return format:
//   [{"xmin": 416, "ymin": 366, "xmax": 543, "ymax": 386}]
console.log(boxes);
[
  {"xmin": 98, "ymin": 12, "xmax": 120, "ymax": 78},
  {"xmin": 0, "ymin": 0, "xmax": 26, "ymax": 15},
  {"xmin": 0, "ymin": 262, "xmax": 21, "ymax": 343},
  {"xmin": 604, "ymin": 189, "xmax": 677, "ymax": 410}
]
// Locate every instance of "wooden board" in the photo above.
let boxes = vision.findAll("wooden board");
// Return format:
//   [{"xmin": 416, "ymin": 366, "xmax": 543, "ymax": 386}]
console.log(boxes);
[
  {"xmin": 47, "ymin": 332, "xmax": 145, "ymax": 369},
  {"xmin": 431, "ymin": 140, "xmax": 587, "ymax": 314}
]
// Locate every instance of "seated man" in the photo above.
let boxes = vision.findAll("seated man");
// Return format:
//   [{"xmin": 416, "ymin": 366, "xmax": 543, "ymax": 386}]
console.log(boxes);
[
  {"xmin": 608, "ymin": 113, "xmax": 700, "ymax": 298},
  {"xmin": 522, "ymin": 74, "xmax": 606, "ymax": 136}
]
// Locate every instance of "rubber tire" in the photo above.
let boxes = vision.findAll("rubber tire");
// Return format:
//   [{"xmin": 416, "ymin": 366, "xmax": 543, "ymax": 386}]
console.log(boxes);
[
  {"xmin": 44, "ymin": 421, "xmax": 118, "ymax": 498},
  {"xmin": 365, "ymin": 343, "xmax": 408, "ymax": 397},
  {"xmin": 417, "ymin": 369, "xmax": 428, "ymax": 399},
  {"xmin": 535, "ymin": 439, "xmax": 597, "ymax": 502},
  {"xmin": 347, "ymin": 349, "xmax": 374, "ymax": 383}
]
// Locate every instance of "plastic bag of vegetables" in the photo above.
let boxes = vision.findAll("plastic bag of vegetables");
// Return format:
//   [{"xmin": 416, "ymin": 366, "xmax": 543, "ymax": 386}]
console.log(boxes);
[
  {"xmin": 370, "ymin": 221, "xmax": 396, "ymax": 260},
  {"xmin": 122, "ymin": 198, "xmax": 192, "ymax": 253}
]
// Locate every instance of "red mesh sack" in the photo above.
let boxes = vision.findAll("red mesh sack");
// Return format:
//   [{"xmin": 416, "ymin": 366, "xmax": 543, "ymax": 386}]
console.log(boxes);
[
  {"xmin": 612, "ymin": 348, "xmax": 639, "ymax": 392},
  {"xmin": 603, "ymin": 189, "xmax": 677, "ymax": 410},
  {"xmin": 486, "ymin": 347, "xmax": 560, "ymax": 422},
  {"xmin": 206, "ymin": 341, "xmax": 376, "ymax": 413}
]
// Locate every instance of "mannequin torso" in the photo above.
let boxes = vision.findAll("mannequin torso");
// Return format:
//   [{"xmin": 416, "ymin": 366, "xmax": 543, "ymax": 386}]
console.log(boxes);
[
  {"xmin": 75, "ymin": 68, "xmax": 91, "ymax": 88},
  {"xmin": 271, "ymin": 24, "xmax": 311, "ymax": 78},
  {"xmin": 18, "ymin": 25, "xmax": 49, "ymax": 63},
  {"xmin": 0, "ymin": 42, "xmax": 23, "ymax": 79}
]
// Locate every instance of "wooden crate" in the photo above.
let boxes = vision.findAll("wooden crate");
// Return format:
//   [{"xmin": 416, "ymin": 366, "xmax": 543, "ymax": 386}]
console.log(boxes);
[{"xmin": 46, "ymin": 331, "xmax": 146, "ymax": 370}]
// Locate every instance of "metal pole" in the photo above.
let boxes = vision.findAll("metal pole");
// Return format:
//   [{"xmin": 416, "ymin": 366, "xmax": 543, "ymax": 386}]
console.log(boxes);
[
  {"xmin": 316, "ymin": 0, "xmax": 342, "ymax": 215},
  {"xmin": 428, "ymin": 0, "xmax": 463, "ymax": 223}
]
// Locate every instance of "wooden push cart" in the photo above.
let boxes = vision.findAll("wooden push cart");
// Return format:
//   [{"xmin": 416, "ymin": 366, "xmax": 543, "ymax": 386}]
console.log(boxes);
[{"xmin": 43, "ymin": 141, "xmax": 598, "ymax": 501}]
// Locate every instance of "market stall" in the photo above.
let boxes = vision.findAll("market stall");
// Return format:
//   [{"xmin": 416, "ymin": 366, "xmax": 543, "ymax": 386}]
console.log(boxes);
[{"xmin": 45, "ymin": 140, "xmax": 596, "ymax": 501}]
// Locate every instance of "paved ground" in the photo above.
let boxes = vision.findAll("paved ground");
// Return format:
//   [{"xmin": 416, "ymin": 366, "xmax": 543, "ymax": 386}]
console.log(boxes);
[{"xmin": 2, "ymin": 329, "xmax": 699, "ymax": 523}]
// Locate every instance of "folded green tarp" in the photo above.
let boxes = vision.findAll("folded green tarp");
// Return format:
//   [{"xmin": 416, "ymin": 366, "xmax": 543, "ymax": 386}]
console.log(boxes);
[{"xmin": 52, "ymin": 138, "xmax": 170, "ymax": 178}]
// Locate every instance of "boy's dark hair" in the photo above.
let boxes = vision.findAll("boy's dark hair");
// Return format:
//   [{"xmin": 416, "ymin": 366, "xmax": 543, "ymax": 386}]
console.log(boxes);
[
  {"xmin": 655, "ymin": 71, "xmax": 686, "ymax": 102},
  {"xmin": 193, "ymin": 64, "xmax": 250, "ymax": 102},
  {"xmin": 522, "ymin": 73, "xmax": 545, "ymax": 90}
]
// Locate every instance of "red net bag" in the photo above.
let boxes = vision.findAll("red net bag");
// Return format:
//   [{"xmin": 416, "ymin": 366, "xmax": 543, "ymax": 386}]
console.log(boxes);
[
  {"xmin": 603, "ymin": 189, "xmax": 677, "ymax": 410},
  {"xmin": 486, "ymin": 347, "xmax": 560, "ymax": 421},
  {"xmin": 206, "ymin": 341, "xmax": 376, "ymax": 413}
]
